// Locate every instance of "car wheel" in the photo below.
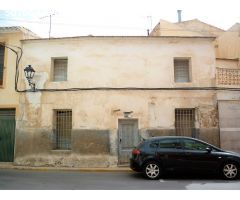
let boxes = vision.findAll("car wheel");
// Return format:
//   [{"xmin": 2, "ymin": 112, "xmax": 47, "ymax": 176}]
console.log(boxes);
[
  {"xmin": 144, "ymin": 161, "xmax": 162, "ymax": 180},
  {"xmin": 222, "ymin": 162, "xmax": 239, "ymax": 180}
]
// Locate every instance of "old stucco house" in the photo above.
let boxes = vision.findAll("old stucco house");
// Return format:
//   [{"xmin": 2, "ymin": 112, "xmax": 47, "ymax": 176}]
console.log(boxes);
[
  {"xmin": 14, "ymin": 34, "xmax": 218, "ymax": 167},
  {"xmin": 0, "ymin": 18, "xmax": 239, "ymax": 167},
  {"xmin": 0, "ymin": 27, "xmax": 38, "ymax": 162}
]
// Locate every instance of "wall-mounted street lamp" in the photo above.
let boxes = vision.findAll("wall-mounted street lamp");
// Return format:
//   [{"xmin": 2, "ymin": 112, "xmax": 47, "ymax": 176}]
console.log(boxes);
[{"xmin": 24, "ymin": 65, "xmax": 36, "ymax": 91}]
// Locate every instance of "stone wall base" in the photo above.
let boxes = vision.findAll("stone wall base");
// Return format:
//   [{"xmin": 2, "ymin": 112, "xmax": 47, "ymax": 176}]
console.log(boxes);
[
  {"xmin": 14, "ymin": 127, "xmax": 220, "ymax": 167},
  {"xmin": 14, "ymin": 154, "xmax": 117, "ymax": 168}
]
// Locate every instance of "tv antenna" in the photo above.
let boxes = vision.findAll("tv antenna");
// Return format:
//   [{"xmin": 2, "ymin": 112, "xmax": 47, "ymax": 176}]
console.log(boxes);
[{"xmin": 40, "ymin": 13, "xmax": 56, "ymax": 38}]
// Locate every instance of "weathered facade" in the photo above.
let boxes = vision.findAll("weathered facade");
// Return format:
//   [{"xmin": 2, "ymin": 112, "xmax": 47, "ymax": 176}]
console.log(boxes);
[
  {"xmin": 0, "ymin": 27, "xmax": 38, "ymax": 162},
  {"xmin": 1, "ymin": 19, "xmax": 239, "ymax": 167},
  {"xmin": 14, "ymin": 36, "xmax": 219, "ymax": 167},
  {"xmin": 215, "ymin": 23, "xmax": 240, "ymax": 152}
]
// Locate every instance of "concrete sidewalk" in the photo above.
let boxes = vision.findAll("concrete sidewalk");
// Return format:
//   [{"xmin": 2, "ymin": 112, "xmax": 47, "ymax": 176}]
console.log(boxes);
[{"xmin": 0, "ymin": 163, "xmax": 132, "ymax": 172}]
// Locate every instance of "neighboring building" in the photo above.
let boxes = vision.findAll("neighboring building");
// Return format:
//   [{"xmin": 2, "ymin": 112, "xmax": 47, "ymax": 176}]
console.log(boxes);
[
  {"xmin": 215, "ymin": 23, "xmax": 240, "ymax": 153},
  {"xmin": 15, "ymin": 35, "xmax": 217, "ymax": 167},
  {"xmin": 0, "ymin": 27, "xmax": 38, "ymax": 162},
  {"xmin": 150, "ymin": 19, "xmax": 225, "ymax": 37}
]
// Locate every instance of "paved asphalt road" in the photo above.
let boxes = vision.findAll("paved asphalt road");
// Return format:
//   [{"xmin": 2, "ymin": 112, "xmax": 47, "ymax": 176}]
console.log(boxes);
[{"xmin": 0, "ymin": 169, "xmax": 240, "ymax": 190}]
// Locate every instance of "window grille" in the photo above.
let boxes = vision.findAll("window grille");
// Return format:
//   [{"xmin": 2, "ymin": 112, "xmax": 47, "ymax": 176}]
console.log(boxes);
[
  {"xmin": 53, "ymin": 110, "xmax": 72, "ymax": 150},
  {"xmin": 0, "ymin": 46, "xmax": 5, "ymax": 85},
  {"xmin": 216, "ymin": 67, "xmax": 240, "ymax": 85},
  {"xmin": 174, "ymin": 59, "xmax": 190, "ymax": 83},
  {"xmin": 53, "ymin": 58, "xmax": 68, "ymax": 81},
  {"xmin": 175, "ymin": 108, "xmax": 195, "ymax": 137}
]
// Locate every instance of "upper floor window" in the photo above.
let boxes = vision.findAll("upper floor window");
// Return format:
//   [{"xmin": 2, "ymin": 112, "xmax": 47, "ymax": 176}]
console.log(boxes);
[
  {"xmin": 174, "ymin": 58, "xmax": 191, "ymax": 83},
  {"xmin": 0, "ymin": 45, "xmax": 5, "ymax": 85},
  {"xmin": 52, "ymin": 58, "xmax": 68, "ymax": 82}
]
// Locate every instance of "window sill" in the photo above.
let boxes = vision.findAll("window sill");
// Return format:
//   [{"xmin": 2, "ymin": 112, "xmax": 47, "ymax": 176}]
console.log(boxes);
[
  {"xmin": 50, "ymin": 80, "xmax": 68, "ymax": 83},
  {"xmin": 174, "ymin": 81, "xmax": 192, "ymax": 84},
  {"xmin": 173, "ymin": 82, "xmax": 193, "ymax": 86}
]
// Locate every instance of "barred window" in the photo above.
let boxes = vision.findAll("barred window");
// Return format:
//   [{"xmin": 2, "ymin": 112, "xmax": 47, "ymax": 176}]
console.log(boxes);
[
  {"xmin": 174, "ymin": 58, "xmax": 190, "ymax": 83},
  {"xmin": 53, "ymin": 110, "xmax": 72, "ymax": 150},
  {"xmin": 52, "ymin": 58, "xmax": 68, "ymax": 81},
  {"xmin": 175, "ymin": 108, "xmax": 195, "ymax": 137},
  {"xmin": 0, "ymin": 45, "xmax": 5, "ymax": 85}
]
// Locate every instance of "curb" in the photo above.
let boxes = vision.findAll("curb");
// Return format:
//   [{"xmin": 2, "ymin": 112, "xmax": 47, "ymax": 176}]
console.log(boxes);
[{"xmin": 0, "ymin": 164, "xmax": 132, "ymax": 172}]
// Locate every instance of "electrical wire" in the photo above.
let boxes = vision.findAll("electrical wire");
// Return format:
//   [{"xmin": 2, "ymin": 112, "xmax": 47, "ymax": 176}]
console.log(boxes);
[
  {"xmin": 0, "ymin": 17, "xmax": 146, "ymax": 30},
  {"xmin": 0, "ymin": 42, "xmax": 24, "ymax": 92},
  {"xmin": 1, "ymin": 43, "xmax": 240, "ymax": 93},
  {"xmin": 34, "ymin": 87, "xmax": 240, "ymax": 92},
  {"xmin": 1, "ymin": 17, "xmax": 238, "ymax": 32}
]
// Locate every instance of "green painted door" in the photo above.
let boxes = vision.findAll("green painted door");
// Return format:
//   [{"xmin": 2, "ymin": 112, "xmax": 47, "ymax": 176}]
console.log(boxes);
[{"xmin": 0, "ymin": 109, "xmax": 16, "ymax": 162}]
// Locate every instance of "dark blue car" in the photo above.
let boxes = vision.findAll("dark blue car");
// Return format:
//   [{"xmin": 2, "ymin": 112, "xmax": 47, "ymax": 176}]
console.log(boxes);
[{"xmin": 130, "ymin": 136, "xmax": 240, "ymax": 180}]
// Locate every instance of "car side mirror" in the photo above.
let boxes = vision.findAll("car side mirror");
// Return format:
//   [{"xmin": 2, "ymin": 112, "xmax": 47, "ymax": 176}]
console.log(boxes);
[{"xmin": 206, "ymin": 147, "xmax": 212, "ymax": 153}]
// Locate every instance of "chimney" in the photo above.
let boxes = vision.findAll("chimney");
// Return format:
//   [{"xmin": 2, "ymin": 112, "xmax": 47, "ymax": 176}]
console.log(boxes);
[{"xmin": 177, "ymin": 10, "xmax": 182, "ymax": 23}]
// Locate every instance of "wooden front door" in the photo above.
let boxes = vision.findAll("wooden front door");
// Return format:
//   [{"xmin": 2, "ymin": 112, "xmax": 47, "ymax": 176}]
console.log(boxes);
[{"xmin": 118, "ymin": 119, "xmax": 139, "ymax": 165}]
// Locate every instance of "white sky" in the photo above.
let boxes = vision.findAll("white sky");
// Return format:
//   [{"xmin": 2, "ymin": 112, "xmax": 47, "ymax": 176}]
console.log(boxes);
[{"xmin": 0, "ymin": 0, "xmax": 239, "ymax": 37}]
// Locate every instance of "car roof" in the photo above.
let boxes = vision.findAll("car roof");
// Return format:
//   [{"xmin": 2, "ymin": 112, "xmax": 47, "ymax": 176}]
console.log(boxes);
[
  {"xmin": 146, "ymin": 136, "xmax": 222, "ymax": 151},
  {"xmin": 147, "ymin": 136, "xmax": 193, "ymax": 141}
]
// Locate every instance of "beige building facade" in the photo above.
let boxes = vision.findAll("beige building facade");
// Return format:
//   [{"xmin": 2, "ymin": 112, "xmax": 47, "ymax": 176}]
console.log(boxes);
[
  {"xmin": 0, "ymin": 27, "xmax": 38, "ymax": 162},
  {"xmin": 1, "ymin": 19, "xmax": 239, "ymax": 167},
  {"xmin": 14, "ymin": 36, "xmax": 219, "ymax": 167},
  {"xmin": 215, "ymin": 23, "xmax": 240, "ymax": 153}
]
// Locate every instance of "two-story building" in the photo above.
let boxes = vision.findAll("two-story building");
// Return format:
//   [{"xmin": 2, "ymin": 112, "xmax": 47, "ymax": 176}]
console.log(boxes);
[
  {"xmin": 14, "ymin": 35, "xmax": 218, "ymax": 167},
  {"xmin": 1, "ymin": 19, "xmax": 239, "ymax": 168}
]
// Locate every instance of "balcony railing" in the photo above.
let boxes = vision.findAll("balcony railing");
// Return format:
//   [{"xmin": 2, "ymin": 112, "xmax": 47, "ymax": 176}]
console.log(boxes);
[{"xmin": 216, "ymin": 67, "xmax": 240, "ymax": 86}]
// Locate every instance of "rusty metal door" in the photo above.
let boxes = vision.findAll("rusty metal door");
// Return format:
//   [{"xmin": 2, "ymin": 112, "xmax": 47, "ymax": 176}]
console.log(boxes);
[
  {"xmin": 0, "ymin": 109, "xmax": 16, "ymax": 162},
  {"xmin": 118, "ymin": 119, "xmax": 139, "ymax": 165}
]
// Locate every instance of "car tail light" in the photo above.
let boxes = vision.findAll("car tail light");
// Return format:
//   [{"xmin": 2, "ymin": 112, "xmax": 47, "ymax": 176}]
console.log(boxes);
[{"xmin": 132, "ymin": 149, "xmax": 141, "ymax": 155}]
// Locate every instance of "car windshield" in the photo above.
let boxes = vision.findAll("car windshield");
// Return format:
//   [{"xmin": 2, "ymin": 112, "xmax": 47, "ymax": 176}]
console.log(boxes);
[{"xmin": 181, "ymin": 138, "xmax": 218, "ymax": 151}]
